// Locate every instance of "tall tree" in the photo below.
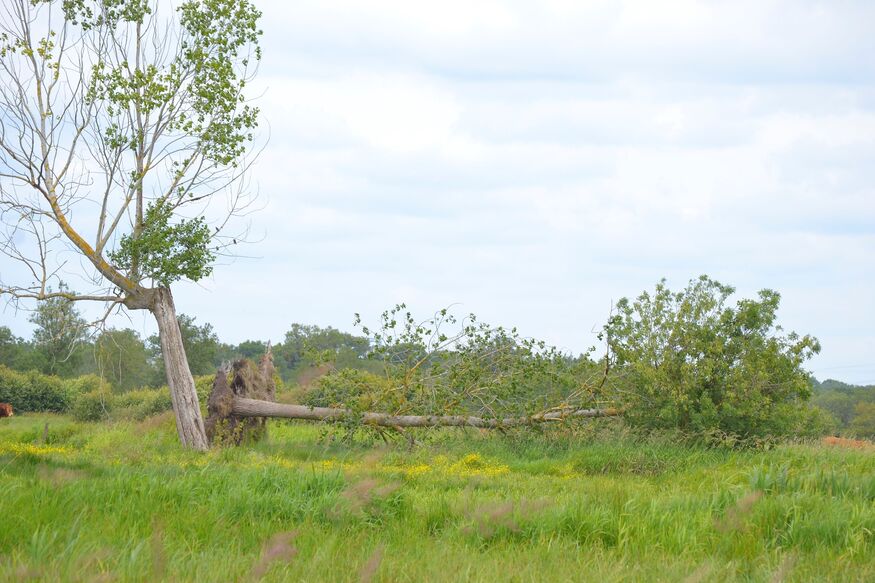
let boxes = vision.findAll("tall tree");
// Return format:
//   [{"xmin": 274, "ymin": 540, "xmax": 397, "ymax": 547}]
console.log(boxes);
[
  {"xmin": 28, "ymin": 284, "xmax": 87, "ymax": 376},
  {"xmin": 0, "ymin": 0, "xmax": 262, "ymax": 449}
]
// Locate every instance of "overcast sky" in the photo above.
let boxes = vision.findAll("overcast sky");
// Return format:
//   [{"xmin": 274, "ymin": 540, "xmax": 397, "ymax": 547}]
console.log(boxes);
[{"xmin": 2, "ymin": 0, "xmax": 874, "ymax": 384}]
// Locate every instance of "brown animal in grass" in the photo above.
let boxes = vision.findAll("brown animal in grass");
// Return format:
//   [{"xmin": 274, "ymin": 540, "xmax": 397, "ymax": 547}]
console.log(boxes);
[{"xmin": 0, "ymin": 403, "xmax": 13, "ymax": 418}]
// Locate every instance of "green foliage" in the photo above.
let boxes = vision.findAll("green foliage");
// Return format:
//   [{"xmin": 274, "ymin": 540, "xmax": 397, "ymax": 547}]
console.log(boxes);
[
  {"xmin": 70, "ymin": 390, "xmax": 114, "ymax": 422},
  {"xmin": 72, "ymin": 386, "xmax": 174, "ymax": 422},
  {"xmin": 148, "ymin": 314, "xmax": 221, "ymax": 383},
  {"xmin": 28, "ymin": 283, "xmax": 87, "ymax": 377},
  {"xmin": 64, "ymin": 374, "xmax": 112, "ymax": 396},
  {"xmin": 92, "ymin": 328, "xmax": 152, "ymax": 392},
  {"xmin": 812, "ymin": 380, "xmax": 875, "ymax": 435},
  {"xmin": 113, "ymin": 388, "xmax": 173, "ymax": 421},
  {"xmin": 177, "ymin": 0, "xmax": 262, "ymax": 164},
  {"xmin": 792, "ymin": 405, "xmax": 840, "ymax": 438},
  {"xmin": 235, "ymin": 339, "xmax": 268, "ymax": 360},
  {"xmin": 813, "ymin": 390, "xmax": 858, "ymax": 425},
  {"xmin": 0, "ymin": 326, "xmax": 31, "ymax": 370},
  {"xmin": 70, "ymin": 376, "xmax": 209, "ymax": 423},
  {"xmin": 109, "ymin": 200, "xmax": 215, "ymax": 287},
  {"xmin": 275, "ymin": 323, "xmax": 372, "ymax": 381},
  {"xmin": 304, "ymin": 369, "xmax": 398, "ymax": 413},
  {"xmin": 74, "ymin": 0, "xmax": 262, "ymax": 166},
  {"xmin": 604, "ymin": 276, "xmax": 821, "ymax": 438},
  {"xmin": 67, "ymin": 0, "xmax": 262, "ymax": 287},
  {"xmin": 0, "ymin": 365, "xmax": 70, "ymax": 412},
  {"xmin": 849, "ymin": 402, "xmax": 875, "ymax": 438},
  {"xmin": 351, "ymin": 304, "xmax": 589, "ymax": 419},
  {"xmin": 194, "ymin": 374, "xmax": 216, "ymax": 403}
]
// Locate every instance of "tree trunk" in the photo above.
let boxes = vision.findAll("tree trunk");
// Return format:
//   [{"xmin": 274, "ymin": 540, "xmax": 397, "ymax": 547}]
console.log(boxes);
[
  {"xmin": 152, "ymin": 287, "xmax": 209, "ymax": 451},
  {"xmin": 229, "ymin": 398, "xmax": 621, "ymax": 428}
]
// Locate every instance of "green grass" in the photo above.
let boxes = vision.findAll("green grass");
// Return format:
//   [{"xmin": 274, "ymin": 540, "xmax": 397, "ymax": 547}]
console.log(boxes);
[{"xmin": 1, "ymin": 414, "xmax": 874, "ymax": 582}]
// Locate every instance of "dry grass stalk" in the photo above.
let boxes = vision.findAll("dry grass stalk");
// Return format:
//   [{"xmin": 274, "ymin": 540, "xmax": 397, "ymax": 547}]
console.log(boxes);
[
  {"xmin": 682, "ymin": 563, "xmax": 712, "ymax": 583},
  {"xmin": 462, "ymin": 498, "xmax": 550, "ymax": 538},
  {"xmin": 769, "ymin": 553, "xmax": 797, "ymax": 583},
  {"xmin": 37, "ymin": 465, "xmax": 85, "ymax": 486},
  {"xmin": 333, "ymin": 478, "xmax": 401, "ymax": 518},
  {"xmin": 358, "ymin": 544, "xmax": 385, "ymax": 583},
  {"xmin": 250, "ymin": 531, "xmax": 299, "ymax": 580},
  {"xmin": 151, "ymin": 519, "xmax": 166, "ymax": 580},
  {"xmin": 714, "ymin": 491, "xmax": 763, "ymax": 533}
]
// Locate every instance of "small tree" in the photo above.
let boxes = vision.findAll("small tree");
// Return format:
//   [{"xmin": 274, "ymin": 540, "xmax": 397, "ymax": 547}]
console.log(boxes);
[
  {"xmin": 29, "ymin": 284, "xmax": 87, "ymax": 376},
  {"xmin": 603, "ymin": 276, "xmax": 821, "ymax": 438},
  {"xmin": 0, "ymin": 0, "xmax": 262, "ymax": 449},
  {"xmin": 93, "ymin": 328, "xmax": 151, "ymax": 392}
]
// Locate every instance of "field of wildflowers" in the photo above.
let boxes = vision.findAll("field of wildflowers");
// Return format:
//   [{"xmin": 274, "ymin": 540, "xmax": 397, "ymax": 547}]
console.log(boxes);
[{"xmin": 1, "ymin": 413, "xmax": 874, "ymax": 581}]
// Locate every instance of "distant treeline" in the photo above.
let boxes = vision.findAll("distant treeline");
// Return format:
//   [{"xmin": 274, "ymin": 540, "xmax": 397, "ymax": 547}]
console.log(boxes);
[
  {"xmin": 3, "ymin": 319, "xmax": 874, "ymax": 437},
  {"xmin": 0, "ymin": 292, "xmax": 375, "ymax": 392},
  {"xmin": 811, "ymin": 378, "xmax": 875, "ymax": 437},
  {"xmin": 2, "ymin": 276, "xmax": 874, "ymax": 440}
]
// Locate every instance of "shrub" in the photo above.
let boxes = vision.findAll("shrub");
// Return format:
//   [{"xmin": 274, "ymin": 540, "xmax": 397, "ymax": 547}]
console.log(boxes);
[
  {"xmin": 604, "ymin": 276, "xmax": 821, "ymax": 439},
  {"xmin": 0, "ymin": 365, "xmax": 70, "ymax": 412},
  {"xmin": 194, "ymin": 374, "xmax": 216, "ymax": 403},
  {"xmin": 64, "ymin": 374, "xmax": 111, "ymax": 396},
  {"xmin": 71, "ymin": 390, "xmax": 114, "ymax": 422},
  {"xmin": 788, "ymin": 404, "xmax": 839, "ymax": 439},
  {"xmin": 113, "ymin": 388, "xmax": 173, "ymax": 420}
]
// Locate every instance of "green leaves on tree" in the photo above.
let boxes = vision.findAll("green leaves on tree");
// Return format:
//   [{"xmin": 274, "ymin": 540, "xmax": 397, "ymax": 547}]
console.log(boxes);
[
  {"xmin": 604, "ymin": 275, "xmax": 823, "ymax": 439},
  {"xmin": 109, "ymin": 200, "xmax": 215, "ymax": 286}
]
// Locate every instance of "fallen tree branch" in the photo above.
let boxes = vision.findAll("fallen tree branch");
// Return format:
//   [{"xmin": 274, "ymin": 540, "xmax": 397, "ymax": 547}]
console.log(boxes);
[{"xmin": 230, "ymin": 397, "xmax": 621, "ymax": 429}]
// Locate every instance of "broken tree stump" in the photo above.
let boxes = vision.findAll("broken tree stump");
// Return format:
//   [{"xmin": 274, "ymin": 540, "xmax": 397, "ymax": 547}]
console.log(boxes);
[{"xmin": 205, "ymin": 349, "xmax": 277, "ymax": 445}]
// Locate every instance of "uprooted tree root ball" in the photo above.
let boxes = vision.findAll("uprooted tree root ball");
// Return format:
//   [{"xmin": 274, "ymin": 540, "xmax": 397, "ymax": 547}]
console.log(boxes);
[{"xmin": 205, "ymin": 350, "xmax": 277, "ymax": 446}]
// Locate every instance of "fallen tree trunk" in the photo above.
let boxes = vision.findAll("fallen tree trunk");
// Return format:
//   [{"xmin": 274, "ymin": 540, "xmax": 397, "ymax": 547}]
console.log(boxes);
[
  {"xmin": 230, "ymin": 398, "xmax": 621, "ymax": 428},
  {"xmin": 205, "ymin": 353, "xmax": 622, "ymax": 446}
]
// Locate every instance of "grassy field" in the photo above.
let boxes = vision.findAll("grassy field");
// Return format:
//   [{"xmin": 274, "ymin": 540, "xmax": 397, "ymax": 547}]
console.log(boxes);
[{"xmin": 1, "ymin": 413, "xmax": 874, "ymax": 582}]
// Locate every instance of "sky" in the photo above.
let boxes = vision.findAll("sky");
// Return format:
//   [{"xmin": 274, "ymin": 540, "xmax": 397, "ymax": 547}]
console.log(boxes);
[{"xmin": 2, "ymin": 0, "xmax": 875, "ymax": 384}]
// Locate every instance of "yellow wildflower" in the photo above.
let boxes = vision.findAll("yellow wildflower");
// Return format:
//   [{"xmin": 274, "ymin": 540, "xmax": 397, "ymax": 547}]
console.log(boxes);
[
  {"xmin": 0, "ymin": 442, "xmax": 72, "ymax": 457},
  {"xmin": 445, "ymin": 453, "xmax": 510, "ymax": 478}
]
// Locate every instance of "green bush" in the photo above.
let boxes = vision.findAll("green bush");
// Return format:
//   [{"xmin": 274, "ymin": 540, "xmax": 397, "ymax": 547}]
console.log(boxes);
[
  {"xmin": 113, "ymin": 388, "xmax": 173, "ymax": 420},
  {"xmin": 71, "ymin": 386, "xmax": 174, "ymax": 422},
  {"xmin": 0, "ymin": 365, "xmax": 70, "ymax": 412},
  {"xmin": 195, "ymin": 374, "xmax": 215, "ymax": 403},
  {"xmin": 66, "ymin": 376, "xmax": 209, "ymax": 423},
  {"xmin": 790, "ymin": 405, "xmax": 839, "ymax": 438},
  {"xmin": 604, "ymin": 276, "xmax": 821, "ymax": 439},
  {"xmin": 71, "ymin": 390, "xmax": 114, "ymax": 422},
  {"xmin": 64, "ymin": 374, "xmax": 111, "ymax": 396}
]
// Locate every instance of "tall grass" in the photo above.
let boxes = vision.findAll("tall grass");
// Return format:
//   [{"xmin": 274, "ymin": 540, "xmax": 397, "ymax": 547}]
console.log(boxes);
[{"xmin": 1, "ymin": 414, "xmax": 873, "ymax": 581}]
